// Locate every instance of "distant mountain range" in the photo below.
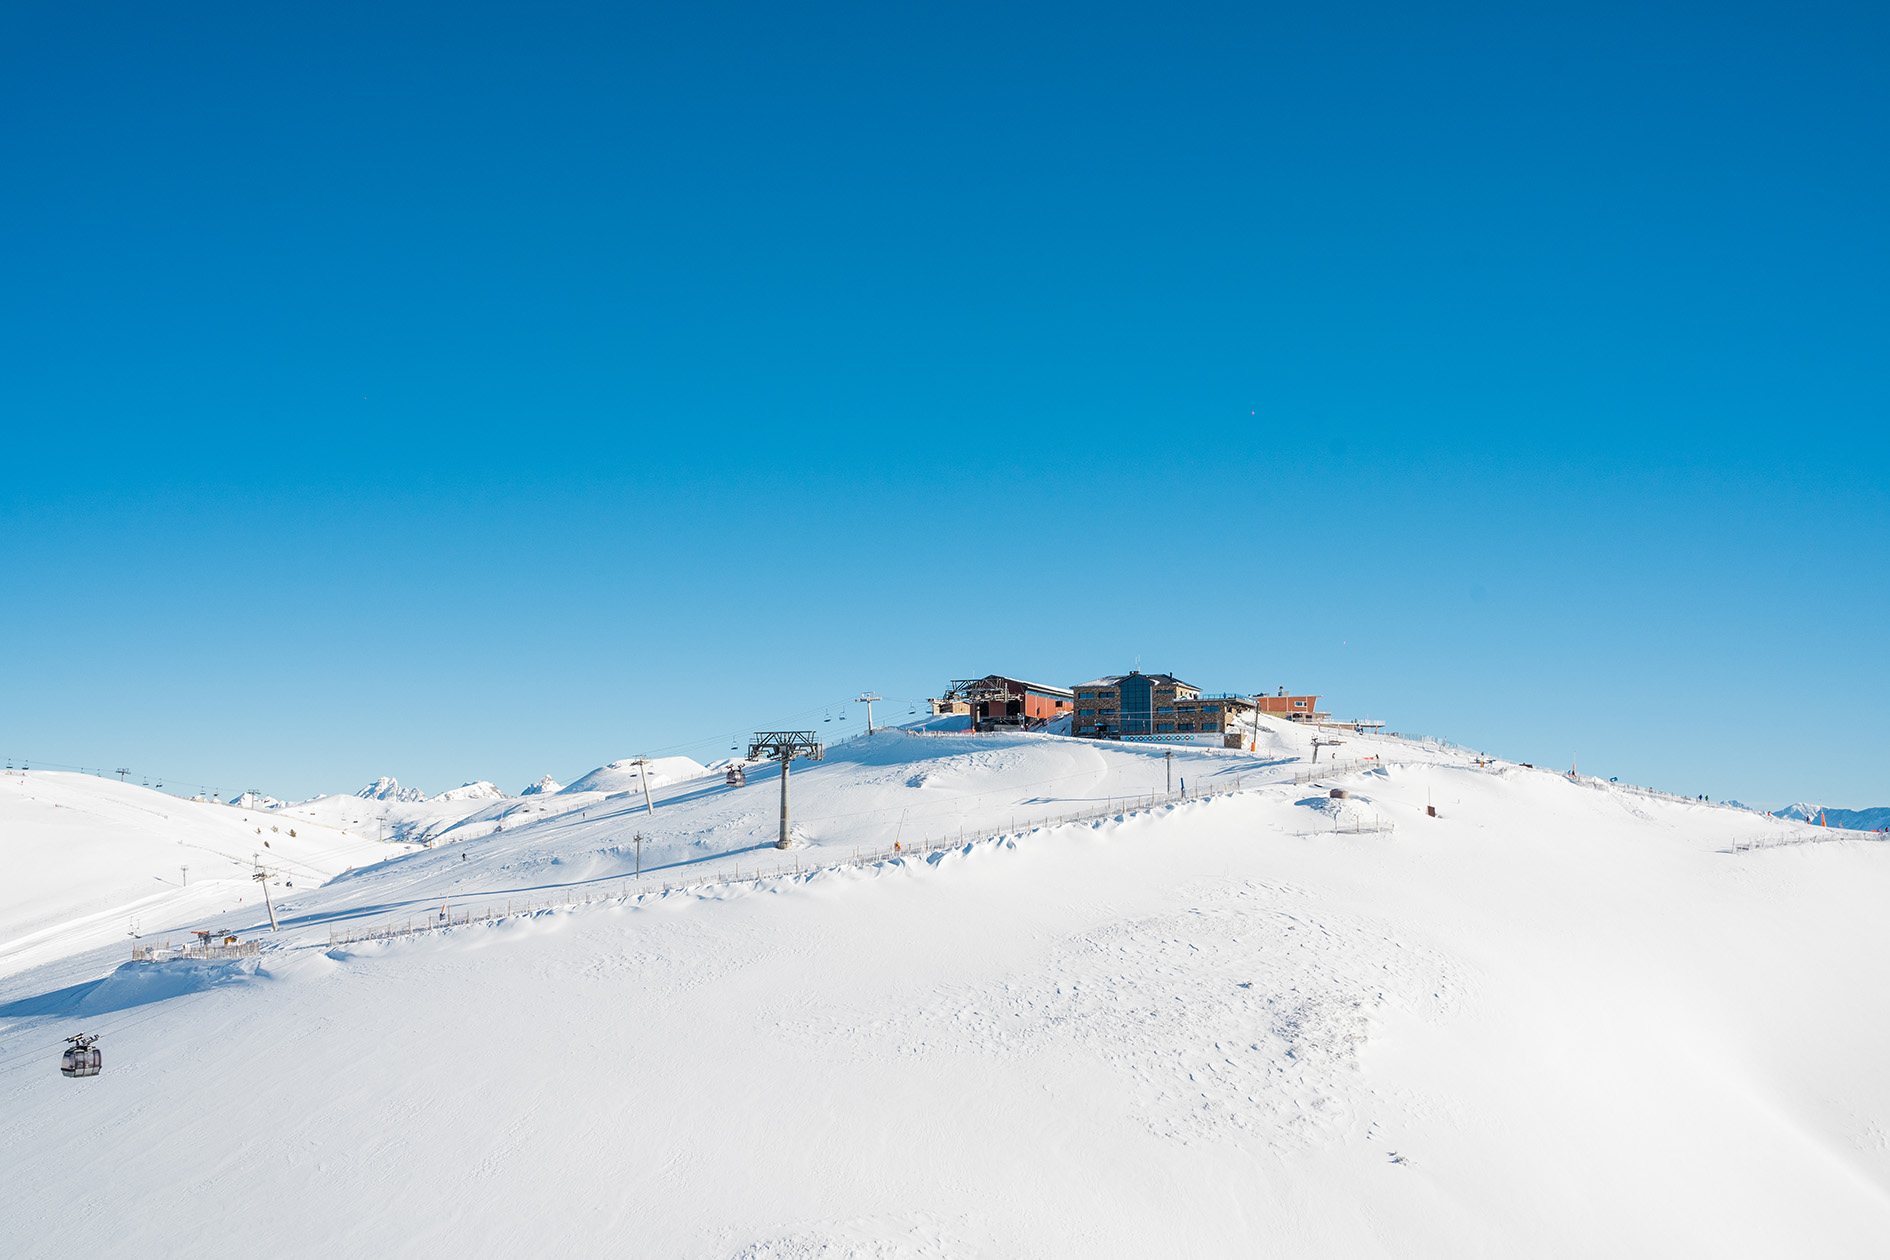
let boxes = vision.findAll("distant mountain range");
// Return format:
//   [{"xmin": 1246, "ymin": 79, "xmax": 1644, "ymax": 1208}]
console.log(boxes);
[{"xmin": 1772, "ymin": 803, "xmax": 1890, "ymax": 831}]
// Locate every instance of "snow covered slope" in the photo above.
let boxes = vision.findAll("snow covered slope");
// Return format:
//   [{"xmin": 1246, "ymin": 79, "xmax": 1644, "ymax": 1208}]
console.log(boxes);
[
  {"xmin": 3, "ymin": 727, "xmax": 1889, "ymax": 1257},
  {"xmin": 256, "ymin": 783, "xmax": 510, "ymax": 847},
  {"xmin": 560, "ymin": 755, "xmax": 711, "ymax": 795},
  {"xmin": 0, "ymin": 770, "xmax": 419, "ymax": 980}
]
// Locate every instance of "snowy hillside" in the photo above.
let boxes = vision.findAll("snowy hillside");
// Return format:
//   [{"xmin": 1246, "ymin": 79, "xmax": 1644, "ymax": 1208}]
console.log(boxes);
[
  {"xmin": 4, "ymin": 721, "xmax": 1889, "ymax": 1257},
  {"xmin": 560, "ymin": 755, "xmax": 711, "ymax": 795},
  {"xmin": 0, "ymin": 770, "xmax": 420, "ymax": 981}
]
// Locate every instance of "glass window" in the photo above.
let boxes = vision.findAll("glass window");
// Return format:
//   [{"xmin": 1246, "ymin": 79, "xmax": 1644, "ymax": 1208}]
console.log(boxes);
[
  {"xmin": 1078, "ymin": 709, "xmax": 1095, "ymax": 716},
  {"xmin": 1178, "ymin": 722, "xmax": 1195, "ymax": 731},
  {"xmin": 1156, "ymin": 723, "xmax": 1175, "ymax": 732},
  {"xmin": 1156, "ymin": 706, "xmax": 1174, "ymax": 714},
  {"xmin": 1117, "ymin": 674, "xmax": 1153, "ymax": 733}
]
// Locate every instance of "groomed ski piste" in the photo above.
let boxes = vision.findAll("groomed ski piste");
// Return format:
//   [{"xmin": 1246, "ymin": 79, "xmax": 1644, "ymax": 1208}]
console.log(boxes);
[{"xmin": 4, "ymin": 715, "xmax": 1890, "ymax": 1258}]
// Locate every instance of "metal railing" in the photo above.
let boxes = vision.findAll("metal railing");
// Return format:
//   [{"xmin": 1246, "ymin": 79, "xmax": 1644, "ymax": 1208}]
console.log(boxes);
[
  {"xmin": 130, "ymin": 940, "xmax": 261, "ymax": 962},
  {"xmin": 1731, "ymin": 826, "xmax": 1887, "ymax": 853},
  {"xmin": 1291, "ymin": 758, "xmax": 1381, "ymax": 785},
  {"xmin": 320, "ymin": 763, "xmax": 1384, "ymax": 949}
]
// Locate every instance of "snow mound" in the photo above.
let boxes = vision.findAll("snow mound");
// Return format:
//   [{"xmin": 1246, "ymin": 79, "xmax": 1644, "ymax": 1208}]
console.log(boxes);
[
  {"xmin": 560, "ymin": 757, "xmax": 709, "ymax": 795},
  {"xmin": 355, "ymin": 776, "xmax": 428, "ymax": 803},
  {"xmin": 519, "ymin": 776, "xmax": 563, "ymax": 796},
  {"xmin": 81, "ymin": 957, "xmax": 261, "ymax": 1015}
]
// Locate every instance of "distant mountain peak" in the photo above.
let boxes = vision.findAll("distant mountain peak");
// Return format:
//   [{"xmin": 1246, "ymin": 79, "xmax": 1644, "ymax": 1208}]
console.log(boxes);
[
  {"xmin": 1772, "ymin": 802, "xmax": 1889, "ymax": 830},
  {"xmin": 434, "ymin": 781, "xmax": 508, "ymax": 802},
  {"xmin": 355, "ymin": 776, "xmax": 428, "ymax": 803},
  {"xmin": 519, "ymin": 775, "xmax": 563, "ymax": 796}
]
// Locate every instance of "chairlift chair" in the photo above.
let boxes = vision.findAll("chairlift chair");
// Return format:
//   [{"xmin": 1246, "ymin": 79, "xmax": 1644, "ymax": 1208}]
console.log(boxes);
[{"xmin": 60, "ymin": 1034, "xmax": 101, "ymax": 1078}]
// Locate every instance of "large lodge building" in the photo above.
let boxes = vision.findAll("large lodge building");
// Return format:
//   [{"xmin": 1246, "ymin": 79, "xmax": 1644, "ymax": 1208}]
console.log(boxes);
[
  {"xmin": 933, "ymin": 670, "xmax": 1327, "ymax": 746},
  {"xmin": 1071, "ymin": 672, "xmax": 1253, "ymax": 744}
]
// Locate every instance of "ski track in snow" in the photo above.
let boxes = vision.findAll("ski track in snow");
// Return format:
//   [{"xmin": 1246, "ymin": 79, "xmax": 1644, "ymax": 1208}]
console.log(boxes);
[{"xmin": 783, "ymin": 878, "xmax": 1462, "ymax": 1151}]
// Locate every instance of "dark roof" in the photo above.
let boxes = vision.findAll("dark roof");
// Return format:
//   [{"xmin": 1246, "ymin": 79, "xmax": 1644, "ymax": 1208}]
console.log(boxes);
[
  {"xmin": 956, "ymin": 674, "xmax": 1075, "ymax": 698},
  {"xmin": 1071, "ymin": 671, "xmax": 1199, "ymax": 691}
]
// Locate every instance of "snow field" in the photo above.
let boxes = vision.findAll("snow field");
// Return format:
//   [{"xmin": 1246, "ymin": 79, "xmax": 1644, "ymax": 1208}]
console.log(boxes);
[{"xmin": 4, "ymin": 726, "xmax": 1889, "ymax": 1256}]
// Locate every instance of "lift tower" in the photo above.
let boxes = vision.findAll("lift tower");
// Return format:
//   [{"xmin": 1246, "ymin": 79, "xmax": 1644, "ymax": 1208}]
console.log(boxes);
[
  {"xmin": 747, "ymin": 731, "xmax": 824, "ymax": 850},
  {"xmin": 945, "ymin": 679, "xmax": 1016, "ymax": 731},
  {"xmin": 252, "ymin": 857, "xmax": 280, "ymax": 930}
]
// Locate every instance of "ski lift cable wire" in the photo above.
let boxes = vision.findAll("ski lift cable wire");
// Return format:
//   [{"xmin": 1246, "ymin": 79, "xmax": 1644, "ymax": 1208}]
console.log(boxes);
[
  {"xmin": 616, "ymin": 696, "xmax": 935, "ymax": 762},
  {"xmin": 0, "ymin": 982, "xmax": 230, "ymax": 1081}
]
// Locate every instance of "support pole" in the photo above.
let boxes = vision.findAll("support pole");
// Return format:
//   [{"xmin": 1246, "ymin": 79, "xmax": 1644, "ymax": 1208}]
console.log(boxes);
[
  {"xmin": 254, "ymin": 868, "xmax": 279, "ymax": 931},
  {"xmin": 746, "ymin": 730, "xmax": 821, "ymax": 852},
  {"xmin": 633, "ymin": 758, "xmax": 655, "ymax": 816},
  {"xmin": 777, "ymin": 752, "xmax": 791, "ymax": 849}
]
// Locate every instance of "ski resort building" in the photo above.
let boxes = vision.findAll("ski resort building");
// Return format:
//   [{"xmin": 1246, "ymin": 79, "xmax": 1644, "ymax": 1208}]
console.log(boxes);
[
  {"xmin": 935, "ymin": 675, "xmax": 1075, "ymax": 730},
  {"xmin": 1070, "ymin": 671, "xmax": 1253, "ymax": 745},
  {"xmin": 1256, "ymin": 689, "xmax": 1328, "ymax": 721}
]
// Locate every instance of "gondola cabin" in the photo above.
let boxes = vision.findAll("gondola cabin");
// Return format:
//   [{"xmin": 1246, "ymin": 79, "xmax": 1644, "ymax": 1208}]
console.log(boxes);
[{"xmin": 60, "ymin": 1034, "xmax": 101, "ymax": 1078}]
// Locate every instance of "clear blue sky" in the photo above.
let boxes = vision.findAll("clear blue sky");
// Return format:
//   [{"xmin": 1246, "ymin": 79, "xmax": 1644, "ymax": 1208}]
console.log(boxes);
[{"xmin": 2, "ymin": 1, "xmax": 1885, "ymax": 806}]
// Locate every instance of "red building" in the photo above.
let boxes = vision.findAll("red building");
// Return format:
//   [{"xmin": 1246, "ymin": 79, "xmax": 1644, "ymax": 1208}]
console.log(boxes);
[{"xmin": 940, "ymin": 676, "xmax": 1074, "ymax": 729}]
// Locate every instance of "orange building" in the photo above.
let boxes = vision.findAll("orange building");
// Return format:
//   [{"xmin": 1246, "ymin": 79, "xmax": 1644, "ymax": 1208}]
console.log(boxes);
[{"xmin": 1256, "ymin": 688, "xmax": 1327, "ymax": 721}]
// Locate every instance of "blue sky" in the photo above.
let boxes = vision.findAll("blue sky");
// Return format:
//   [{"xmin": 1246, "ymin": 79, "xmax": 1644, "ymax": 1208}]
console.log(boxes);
[{"xmin": 3, "ymin": 0, "xmax": 1885, "ymax": 805}]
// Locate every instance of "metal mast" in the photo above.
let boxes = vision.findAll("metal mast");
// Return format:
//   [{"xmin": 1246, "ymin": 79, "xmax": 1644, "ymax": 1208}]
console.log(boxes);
[
  {"xmin": 855, "ymin": 692, "xmax": 881, "ymax": 735},
  {"xmin": 746, "ymin": 731, "xmax": 824, "ymax": 849},
  {"xmin": 252, "ymin": 856, "xmax": 280, "ymax": 930},
  {"xmin": 628, "ymin": 757, "xmax": 656, "ymax": 816}
]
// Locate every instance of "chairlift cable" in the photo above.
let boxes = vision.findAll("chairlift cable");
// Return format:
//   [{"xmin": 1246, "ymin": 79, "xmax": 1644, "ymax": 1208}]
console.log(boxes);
[{"xmin": 0, "ymin": 983, "xmax": 228, "ymax": 1080}]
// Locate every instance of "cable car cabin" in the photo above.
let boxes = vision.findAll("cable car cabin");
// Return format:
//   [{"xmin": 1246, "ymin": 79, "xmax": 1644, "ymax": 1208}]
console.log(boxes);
[
  {"xmin": 725, "ymin": 766, "xmax": 746, "ymax": 788},
  {"xmin": 60, "ymin": 1035, "xmax": 101, "ymax": 1078}
]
